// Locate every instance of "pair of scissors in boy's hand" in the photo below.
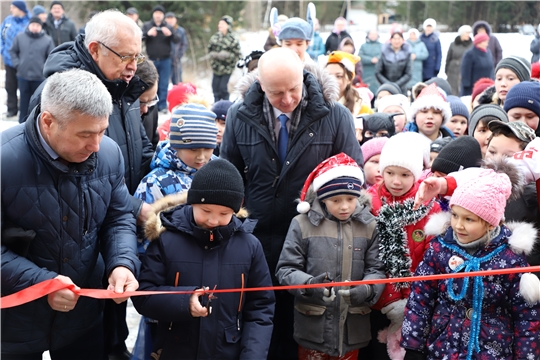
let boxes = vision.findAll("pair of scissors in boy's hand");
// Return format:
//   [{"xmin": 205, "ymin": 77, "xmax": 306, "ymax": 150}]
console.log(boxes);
[{"xmin": 202, "ymin": 285, "xmax": 218, "ymax": 315}]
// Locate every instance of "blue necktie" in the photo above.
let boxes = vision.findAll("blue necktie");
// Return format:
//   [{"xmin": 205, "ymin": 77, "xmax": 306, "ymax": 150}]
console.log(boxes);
[{"xmin": 278, "ymin": 114, "xmax": 289, "ymax": 164}]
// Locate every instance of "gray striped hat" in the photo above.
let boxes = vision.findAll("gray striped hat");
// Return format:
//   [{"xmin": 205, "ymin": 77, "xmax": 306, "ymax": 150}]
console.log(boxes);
[{"xmin": 169, "ymin": 103, "xmax": 218, "ymax": 149}]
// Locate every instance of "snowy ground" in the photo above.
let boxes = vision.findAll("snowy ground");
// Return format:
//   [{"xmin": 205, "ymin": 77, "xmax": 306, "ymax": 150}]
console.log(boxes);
[{"xmin": 1, "ymin": 29, "xmax": 536, "ymax": 359}]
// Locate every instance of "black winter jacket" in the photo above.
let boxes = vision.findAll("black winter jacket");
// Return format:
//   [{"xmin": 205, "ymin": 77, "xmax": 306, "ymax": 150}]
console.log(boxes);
[
  {"xmin": 142, "ymin": 20, "xmax": 180, "ymax": 60},
  {"xmin": 460, "ymin": 46, "xmax": 494, "ymax": 96},
  {"xmin": 375, "ymin": 42, "xmax": 412, "ymax": 94},
  {"xmin": 133, "ymin": 204, "xmax": 275, "ymax": 360},
  {"xmin": 10, "ymin": 28, "xmax": 54, "ymax": 81},
  {"xmin": 1, "ymin": 107, "xmax": 140, "ymax": 354},
  {"xmin": 325, "ymin": 31, "xmax": 352, "ymax": 53},
  {"xmin": 220, "ymin": 65, "xmax": 363, "ymax": 278},
  {"xmin": 43, "ymin": 13, "xmax": 77, "ymax": 47},
  {"xmin": 28, "ymin": 34, "xmax": 154, "ymax": 215}
]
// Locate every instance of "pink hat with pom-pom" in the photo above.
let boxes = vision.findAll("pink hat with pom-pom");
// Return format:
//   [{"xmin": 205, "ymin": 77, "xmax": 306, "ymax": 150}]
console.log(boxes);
[{"xmin": 296, "ymin": 153, "xmax": 364, "ymax": 214}]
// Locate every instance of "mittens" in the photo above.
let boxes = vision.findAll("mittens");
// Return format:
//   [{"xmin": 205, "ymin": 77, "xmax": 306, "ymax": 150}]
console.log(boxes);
[
  {"xmin": 338, "ymin": 284, "xmax": 372, "ymax": 306},
  {"xmin": 381, "ymin": 298, "xmax": 407, "ymax": 323}
]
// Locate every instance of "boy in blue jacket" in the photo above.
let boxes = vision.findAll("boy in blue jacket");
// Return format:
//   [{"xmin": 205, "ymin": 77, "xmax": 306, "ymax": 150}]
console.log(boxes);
[{"xmin": 132, "ymin": 159, "xmax": 275, "ymax": 360}]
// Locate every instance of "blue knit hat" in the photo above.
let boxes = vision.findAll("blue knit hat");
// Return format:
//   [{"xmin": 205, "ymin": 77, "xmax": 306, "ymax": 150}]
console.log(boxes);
[
  {"xmin": 447, "ymin": 95, "xmax": 470, "ymax": 121},
  {"xmin": 211, "ymin": 100, "xmax": 233, "ymax": 121},
  {"xmin": 169, "ymin": 104, "xmax": 218, "ymax": 149},
  {"xmin": 503, "ymin": 81, "xmax": 540, "ymax": 117},
  {"xmin": 271, "ymin": 2, "xmax": 315, "ymax": 42},
  {"xmin": 11, "ymin": 1, "xmax": 28, "ymax": 13},
  {"xmin": 32, "ymin": 5, "xmax": 45, "ymax": 16}
]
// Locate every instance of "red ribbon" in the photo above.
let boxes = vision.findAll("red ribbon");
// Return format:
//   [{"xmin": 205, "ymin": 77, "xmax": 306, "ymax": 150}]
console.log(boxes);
[{"xmin": 2, "ymin": 265, "xmax": 540, "ymax": 309}]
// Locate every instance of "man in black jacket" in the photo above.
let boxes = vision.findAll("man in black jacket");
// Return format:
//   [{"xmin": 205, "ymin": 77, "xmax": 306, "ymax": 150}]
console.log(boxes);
[
  {"xmin": 1, "ymin": 68, "xmax": 140, "ymax": 360},
  {"xmin": 27, "ymin": 10, "xmax": 154, "ymax": 360},
  {"xmin": 43, "ymin": 1, "xmax": 77, "ymax": 47},
  {"xmin": 221, "ymin": 47, "xmax": 363, "ymax": 360},
  {"xmin": 142, "ymin": 5, "xmax": 180, "ymax": 113}
]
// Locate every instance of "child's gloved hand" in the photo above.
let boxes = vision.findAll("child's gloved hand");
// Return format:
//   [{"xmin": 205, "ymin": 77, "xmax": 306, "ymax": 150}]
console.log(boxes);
[
  {"xmin": 189, "ymin": 287, "xmax": 209, "ymax": 318},
  {"xmin": 381, "ymin": 299, "xmax": 407, "ymax": 323},
  {"xmin": 338, "ymin": 284, "xmax": 372, "ymax": 306},
  {"xmin": 303, "ymin": 272, "xmax": 335, "ymax": 302}
]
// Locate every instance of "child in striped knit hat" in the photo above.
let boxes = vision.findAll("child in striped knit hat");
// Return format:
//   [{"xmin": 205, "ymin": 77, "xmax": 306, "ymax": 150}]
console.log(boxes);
[{"xmin": 403, "ymin": 157, "xmax": 540, "ymax": 360}]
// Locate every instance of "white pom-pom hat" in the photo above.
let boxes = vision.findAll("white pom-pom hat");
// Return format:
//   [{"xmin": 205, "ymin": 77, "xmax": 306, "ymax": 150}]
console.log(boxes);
[
  {"xmin": 297, "ymin": 152, "xmax": 364, "ymax": 214},
  {"xmin": 408, "ymin": 83, "xmax": 452, "ymax": 125}
]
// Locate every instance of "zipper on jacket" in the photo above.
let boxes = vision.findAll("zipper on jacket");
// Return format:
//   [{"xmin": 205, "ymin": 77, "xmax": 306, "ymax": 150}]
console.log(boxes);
[
  {"xmin": 237, "ymin": 273, "xmax": 245, "ymax": 330},
  {"xmin": 271, "ymin": 176, "xmax": 279, "ymax": 188},
  {"xmin": 169, "ymin": 272, "xmax": 181, "ymax": 330},
  {"xmin": 83, "ymin": 191, "xmax": 91, "ymax": 235},
  {"xmin": 209, "ymin": 231, "xmax": 214, "ymax": 242}
]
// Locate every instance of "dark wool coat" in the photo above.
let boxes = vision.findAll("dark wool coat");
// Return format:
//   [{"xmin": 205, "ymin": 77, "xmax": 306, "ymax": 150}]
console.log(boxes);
[
  {"xmin": 460, "ymin": 46, "xmax": 494, "ymax": 96},
  {"xmin": 445, "ymin": 36, "xmax": 473, "ymax": 96},
  {"xmin": 132, "ymin": 204, "xmax": 275, "ymax": 360},
  {"xmin": 401, "ymin": 220, "xmax": 540, "ymax": 360},
  {"xmin": 375, "ymin": 42, "xmax": 413, "ymax": 94},
  {"xmin": 325, "ymin": 30, "xmax": 352, "ymax": 53},
  {"xmin": 28, "ymin": 34, "xmax": 154, "ymax": 215},
  {"xmin": 1, "ymin": 107, "xmax": 140, "ymax": 354},
  {"xmin": 420, "ymin": 32, "xmax": 442, "ymax": 81},
  {"xmin": 220, "ymin": 64, "xmax": 363, "ymax": 278}
]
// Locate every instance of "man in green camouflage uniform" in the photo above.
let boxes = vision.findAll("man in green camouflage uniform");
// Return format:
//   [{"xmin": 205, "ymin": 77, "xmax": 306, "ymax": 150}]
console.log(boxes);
[{"xmin": 207, "ymin": 15, "xmax": 242, "ymax": 102}]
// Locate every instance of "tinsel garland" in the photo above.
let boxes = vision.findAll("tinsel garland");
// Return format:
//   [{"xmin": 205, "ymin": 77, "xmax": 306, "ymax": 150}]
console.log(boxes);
[{"xmin": 377, "ymin": 198, "xmax": 433, "ymax": 289}]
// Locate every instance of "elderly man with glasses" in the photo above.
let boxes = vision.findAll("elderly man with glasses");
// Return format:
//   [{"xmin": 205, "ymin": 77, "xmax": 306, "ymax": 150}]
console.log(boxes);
[{"xmin": 27, "ymin": 9, "xmax": 154, "ymax": 360}]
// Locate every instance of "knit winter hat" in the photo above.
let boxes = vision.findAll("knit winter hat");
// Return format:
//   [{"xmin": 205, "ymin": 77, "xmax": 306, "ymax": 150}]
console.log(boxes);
[
  {"xmin": 29, "ymin": 16, "xmax": 42, "ymax": 26},
  {"xmin": 12, "ymin": 1, "xmax": 27, "ymax": 13},
  {"xmin": 296, "ymin": 153, "xmax": 364, "ymax": 213},
  {"xmin": 468, "ymin": 104, "xmax": 509, "ymax": 136},
  {"xmin": 49, "ymin": 1, "xmax": 63, "ymax": 10},
  {"xmin": 447, "ymin": 95, "xmax": 470, "ymax": 121},
  {"xmin": 211, "ymin": 100, "xmax": 233, "ymax": 121},
  {"xmin": 423, "ymin": 18, "xmax": 436, "ymax": 30},
  {"xmin": 361, "ymin": 137, "xmax": 388, "ymax": 162},
  {"xmin": 473, "ymin": 33, "xmax": 489, "ymax": 46},
  {"xmin": 503, "ymin": 81, "xmax": 540, "ymax": 117},
  {"xmin": 326, "ymin": 51, "xmax": 361, "ymax": 77},
  {"xmin": 167, "ymin": 83, "xmax": 197, "ymax": 112},
  {"xmin": 169, "ymin": 104, "xmax": 218, "ymax": 149},
  {"xmin": 532, "ymin": 63, "xmax": 540, "ymax": 80},
  {"xmin": 376, "ymin": 82, "xmax": 402, "ymax": 97},
  {"xmin": 429, "ymin": 137, "xmax": 453, "ymax": 154},
  {"xmin": 431, "ymin": 136, "xmax": 482, "ymax": 175},
  {"xmin": 187, "ymin": 159, "xmax": 244, "ymax": 213},
  {"xmin": 449, "ymin": 161, "xmax": 518, "ymax": 227},
  {"xmin": 32, "ymin": 5, "xmax": 45, "ymax": 16},
  {"xmin": 152, "ymin": 5, "xmax": 165, "ymax": 15},
  {"xmin": 376, "ymin": 94, "xmax": 410, "ymax": 114},
  {"xmin": 379, "ymin": 132, "xmax": 428, "ymax": 180},
  {"xmin": 271, "ymin": 2, "xmax": 315, "ymax": 42},
  {"xmin": 408, "ymin": 83, "xmax": 452, "ymax": 125},
  {"xmin": 488, "ymin": 120, "xmax": 536, "ymax": 143},
  {"xmin": 471, "ymin": 78, "xmax": 495, "ymax": 102},
  {"xmin": 495, "ymin": 56, "xmax": 531, "ymax": 82},
  {"xmin": 426, "ymin": 77, "xmax": 453, "ymax": 97}
]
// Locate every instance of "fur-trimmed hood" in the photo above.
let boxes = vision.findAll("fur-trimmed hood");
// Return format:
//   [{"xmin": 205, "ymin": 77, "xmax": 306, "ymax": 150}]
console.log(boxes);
[
  {"xmin": 234, "ymin": 60, "xmax": 340, "ymax": 103},
  {"xmin": 299, "ymin": 185, "xmax": 374, "ymax": 226},
  {"xmin": 144, "ymin": 192, "xmax": 250, "ymax": 241}
]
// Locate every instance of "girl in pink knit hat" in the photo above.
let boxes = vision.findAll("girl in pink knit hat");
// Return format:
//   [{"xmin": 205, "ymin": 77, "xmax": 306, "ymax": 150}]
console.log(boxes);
[{"xmin": 402, "ymin": 157, "xmax": 540, "ymax": 360}]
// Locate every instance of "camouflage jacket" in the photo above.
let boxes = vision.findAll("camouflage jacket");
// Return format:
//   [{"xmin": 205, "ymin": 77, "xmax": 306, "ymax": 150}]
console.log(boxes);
[{"xmin": 208, "ymin": 29, "xmax": 242, "ymax": 76}]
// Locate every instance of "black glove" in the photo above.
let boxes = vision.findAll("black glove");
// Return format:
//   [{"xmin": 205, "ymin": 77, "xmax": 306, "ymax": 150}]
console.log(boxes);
[
  {"xmin": 303, "ymin": 272, "xmax": 336, "ymax": 302},
  {"xmin": 404, "ymin": 349, "xmax": 427, "ymax": 360},
  {"xmin": 338, "ymin": 284, "xmax": 372, "ymax": 306}
]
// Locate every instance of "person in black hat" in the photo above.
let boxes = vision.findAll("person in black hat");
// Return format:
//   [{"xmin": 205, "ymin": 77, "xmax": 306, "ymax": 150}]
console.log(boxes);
[
  {"xmin": 165, "ymin": 11, "xmax": 188, "ymax": 85},
  {"xmin": 9, "ymin": 16, "xmax": 54, "ymax": 123},
  {"xmin": 142, "ymin": 5, "xmax": 181, "ymax": 113},
  {"xmin": 132, "ymin": 158, "xmax": 275, "ymax": 360},
  {"xmin": 44, "ymin": 0, "xmax": 77, "ymax": 47}
]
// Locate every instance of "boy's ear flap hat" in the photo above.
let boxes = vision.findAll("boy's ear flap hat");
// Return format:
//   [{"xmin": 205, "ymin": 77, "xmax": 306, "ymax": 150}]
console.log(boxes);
[
  {"xmin": 408, "ymin": 83, "xmax": 452, "ymax": 125},
  {"xmin": 378, "ymin": 132, "xmax": 429, "ymax": 180},
  {"xmin": 449, "ymin": 157, "xmax": 524, "ymax": 227},
  {"xmin": 297, "ymin": 153, "xmax": 364, "ymax": 214},
  {"xmin": 187, "ymin": 159, "xmax": 244, "ymax": 213},
  {"xmin": 271, "ymin": 2, "xmax": 315, "ymax": 43}
]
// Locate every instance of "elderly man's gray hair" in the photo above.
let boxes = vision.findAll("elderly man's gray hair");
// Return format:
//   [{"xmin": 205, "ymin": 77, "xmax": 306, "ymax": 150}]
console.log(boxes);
[
  {"xmin": 41, "ymin": 69, "xmax": 113, "ymax": 124},
  {"xmin": 84, "ymin": 9, "xmax": 142, "ymax": 48}
]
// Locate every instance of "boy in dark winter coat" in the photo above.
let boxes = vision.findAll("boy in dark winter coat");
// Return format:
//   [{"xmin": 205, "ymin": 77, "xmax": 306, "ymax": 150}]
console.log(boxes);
[
  {"xmin": 276, "ymin": 153, "xmax": 385, "ymax": 360},
  {"xmin": 133, "ymin": 159, "xmax": 275, "ymax": 360},
  {"xmin": 403, "ymin": 158, "xmax": 540, "ymax": 360}
]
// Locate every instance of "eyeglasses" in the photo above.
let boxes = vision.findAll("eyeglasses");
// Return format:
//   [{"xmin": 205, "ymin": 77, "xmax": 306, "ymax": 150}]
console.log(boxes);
[
  {"xmin": 98, "ymin": 41, "xmax": 145, "ymax": 64},
  {"xmin": 140, "ymin": 95, "xmax": 159, "ymax": 108}
]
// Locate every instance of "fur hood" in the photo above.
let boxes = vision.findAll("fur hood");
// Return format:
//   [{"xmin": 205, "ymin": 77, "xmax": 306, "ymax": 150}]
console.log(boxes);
[
  {"xmin": 234, "ymin": 60, "xmax": 340, "ymax": 103},
  {"xmin": 144, "ymin": 192, "xmax": 249, "ymax": 241},
  {"xmin": 424, "ymin": 211, "xmax": 540, "ymax": 304}
]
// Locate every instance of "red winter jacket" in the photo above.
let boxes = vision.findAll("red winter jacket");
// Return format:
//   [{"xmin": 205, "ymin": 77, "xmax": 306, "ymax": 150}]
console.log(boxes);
[{"xmin": 367, "ymin": 181, "xmax": 441, "ymax": 310}]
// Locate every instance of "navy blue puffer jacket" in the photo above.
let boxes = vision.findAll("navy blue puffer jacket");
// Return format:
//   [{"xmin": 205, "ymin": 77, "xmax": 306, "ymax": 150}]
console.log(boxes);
[{"xmin": 1, "ymin": 107, "xmax": 140, "ymax": 354}]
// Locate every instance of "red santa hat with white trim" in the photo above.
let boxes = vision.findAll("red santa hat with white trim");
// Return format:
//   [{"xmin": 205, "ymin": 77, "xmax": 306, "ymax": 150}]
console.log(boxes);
[
  {"xmin": 296, "ymin": 153, "xmax": 364, "ymax": 214},
  {"xmin": 408, "ymin": 83, "xmax": 452, "ymax": 125}
]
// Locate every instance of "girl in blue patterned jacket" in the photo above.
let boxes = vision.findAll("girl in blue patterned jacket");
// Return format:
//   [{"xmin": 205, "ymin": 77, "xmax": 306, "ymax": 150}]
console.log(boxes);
[{"xmin": 401, "ymin": 158, "xmax": 540, "ymax": 360}]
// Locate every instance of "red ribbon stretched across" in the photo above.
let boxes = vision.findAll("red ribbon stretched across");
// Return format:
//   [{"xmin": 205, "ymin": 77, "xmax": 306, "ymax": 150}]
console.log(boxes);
[{"xmin": 2, "ymin": 265, "xmax": 540, "ymax": 309}]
